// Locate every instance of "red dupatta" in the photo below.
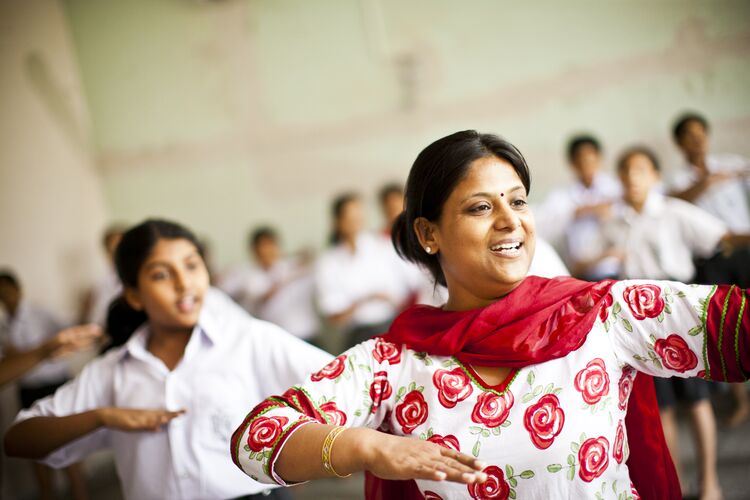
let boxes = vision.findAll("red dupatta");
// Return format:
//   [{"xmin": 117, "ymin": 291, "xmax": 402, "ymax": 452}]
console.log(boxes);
[{"xmin": 365, "ymin": 275, "xmax": 679, "ymax": 500}]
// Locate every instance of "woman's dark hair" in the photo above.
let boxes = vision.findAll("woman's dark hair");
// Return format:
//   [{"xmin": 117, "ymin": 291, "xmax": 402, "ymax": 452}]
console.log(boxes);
[
  {"xmin": 329, "ymin": 192, "xmax": 361, "ymax": 245},
  {"xmin": 104, "ymin": 219, "xmax": 204, "ymax": 351},
  {"xmin": 392, "ymin": 130, "xmax": 531, "ymax": 287},
  {"xmin": 249, "ymin": 226, "xmax": 278, "ymax": 248},
  {"xmin": 617, "ymin": 146, "xmax": 661, "ymax": 174},
  {"xmin": 567, "ymin": 134, "xmax": 601, "ymax": 162},
  {"xmin": 672, "ymin": 112, "xmax": 709, "ymax": 142}
]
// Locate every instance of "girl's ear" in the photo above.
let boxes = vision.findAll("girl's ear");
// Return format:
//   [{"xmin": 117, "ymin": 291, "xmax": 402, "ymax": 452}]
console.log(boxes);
[
  {"xmin": 123, "ymin": 287, "xmax": 143, "ymax": 311},
  {"xmin": 413, "ymin": 217, "xmax": 439, "ymax": 255}
]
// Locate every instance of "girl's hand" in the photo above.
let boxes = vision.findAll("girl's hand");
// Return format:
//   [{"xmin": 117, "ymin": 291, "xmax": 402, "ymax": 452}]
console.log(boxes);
[
  {"xmin": 97, "ymin": 408, "xmax": 186, "ymax": 432},
  {"xmin": 358, "ymin": 431, "xmax": 487, "ymax": 484},
  {"xmin": 46, "ymin": 324, "xmax": 103, "ymax": 358}
]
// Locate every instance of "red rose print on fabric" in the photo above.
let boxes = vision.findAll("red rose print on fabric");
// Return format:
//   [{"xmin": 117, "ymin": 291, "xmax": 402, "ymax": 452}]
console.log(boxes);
[
  {"xmin": 468, "ymin": 465, "xmax": 510, "ymax": 500},
  {"xmin": 613, "ymin": 420, "xmax": 625, "ymax": 464},
  {"xmin": 574, "ymin": 359, "xmax": 610, "ymax": 405},
  {"xmin": 578, "ymin": 436, "xmax": 610, "ymax": 482},
  {"xmin": 598, "ymin": 293, "xmax": 614, "ymax": 323},
  {"xmin": 372, "ymin": 338, "xmax": 401, "ymax": 365},
  {"xmin": 623, "ymin": 284, "xmax": 665, "ymax": 320},
  {"xmin": 631, "ymin": 482, "xmax": 641, "ymax": 500},
  {"xmin": 524, "ymin": 394, "xmax": 565, "ymax": 449},
  {"xmin": 432, "ymin": 367, "xmax": 473, "ymax": 409},
  {"xmin": 246, "ymin": 416, "xmax": 289, "ymax": 452},
  {"xmin": 471, "ymin": 390, "xmax": 514, "ymax": 428},
  {"xmin": 423, "ymin": 492, "xmax": 444, "ymax": 500},
  {"xmin": 311, "ymin": 355, "xmax": 346, "ymax": 381},
  {"xmin": 395, "ymin": 390, "xmax": 429, "ymax": 434},
  {"xmin": 319, "ymin": 401, "xmax": 347, "ymax": 427},
  {"xmin": 618, "ymin": 366, "xmax": 636, "ymax": 410},
  {"xmin": 654, "ymin": 334, "xmax": 698, "ymax": 373},
  {"xmin": 427, "ymin": 433, "xmax": 460, "ymax": 452},
  {"xmin": 369, "ymin": 371, "xmax": 393, "ymax": 413}
]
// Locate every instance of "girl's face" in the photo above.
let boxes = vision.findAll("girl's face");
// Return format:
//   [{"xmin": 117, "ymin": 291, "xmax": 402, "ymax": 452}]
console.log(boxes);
[
  {"xmin": 125, "ymin": 238, "xmax": 210, "ymax": 333},
  {"xmin": 418, "ymin": 156, "xmax": 536, "ymax": 310}
]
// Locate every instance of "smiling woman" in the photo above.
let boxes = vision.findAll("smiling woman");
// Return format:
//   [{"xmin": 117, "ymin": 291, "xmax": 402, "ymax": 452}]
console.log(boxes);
[{"xmin": 229, "ymin": 130, "xmax": 750, "ymax": 500}]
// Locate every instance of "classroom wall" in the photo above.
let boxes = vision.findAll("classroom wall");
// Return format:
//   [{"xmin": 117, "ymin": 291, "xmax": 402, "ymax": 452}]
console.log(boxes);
[{"xmin": 62, "ymin": 0, "xmax": 750, "ymax": 270}]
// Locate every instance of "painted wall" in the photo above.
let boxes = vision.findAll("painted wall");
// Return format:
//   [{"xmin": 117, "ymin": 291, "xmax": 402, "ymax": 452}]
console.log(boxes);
[{"xmin": 62, "ymin": 0, "xmax": 750, "ymax": 269}]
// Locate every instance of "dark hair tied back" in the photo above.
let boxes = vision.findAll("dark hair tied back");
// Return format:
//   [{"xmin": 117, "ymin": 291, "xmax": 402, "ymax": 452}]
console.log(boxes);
[{"xmin": 391, "ymin": 130, "xmax": 531, "ymax": 287}]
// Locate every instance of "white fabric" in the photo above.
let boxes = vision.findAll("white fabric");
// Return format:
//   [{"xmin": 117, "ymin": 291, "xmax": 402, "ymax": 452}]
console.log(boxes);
[
  {"xmin": 241, "ymin": 258, "xmax": 319, "ymax": 339},
  {"xmin": 86, "ymin": 270, "xmax": 122, "ymax": 327},
  {"xmin": 315, "ymin": 233, "xmax": 412, "ymax": 326},
  {"xmin": 15, "ymin": 288, "xmax": 332, "ymax": 500},
  {"xmin": 668, "ymin": 153, "xmax": 750, "ymax": 233},
  {"xmin": 216, "ymin": 263, "xmax": 254, "ymax": 303},
  {"xmin": 1, "ymin": 302, "xmax": 69, "ymax": 388},
  {"xmin": 605, "ymin": 192, "xmax": 727, "ymax": 281},
  {"xmin": 528, "ymin": 238, "xmax": 570, "ymax": 278},
  {"xmin": 535, "ymin": 173, "xmax": 622, "ymax": 279},
  {"xmin": 235, "ymin": 280, "xmax": 715, "ymax": 499}
]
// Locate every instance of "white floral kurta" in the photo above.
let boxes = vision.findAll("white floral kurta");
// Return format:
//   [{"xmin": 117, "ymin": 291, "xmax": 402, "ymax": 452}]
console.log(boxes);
[{"xmin": 232, "ymin": 280, "xmax": 749, "ymax": 499}]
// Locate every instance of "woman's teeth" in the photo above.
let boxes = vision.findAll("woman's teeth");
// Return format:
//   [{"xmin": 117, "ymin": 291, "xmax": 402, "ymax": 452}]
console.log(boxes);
[
  {"xmin": 177, "ymin": 296, "xmax": 197, "ymax": 312},
  {"xmin": 490, "ymin": 242, "xmax": 522, "ymax": 256}
]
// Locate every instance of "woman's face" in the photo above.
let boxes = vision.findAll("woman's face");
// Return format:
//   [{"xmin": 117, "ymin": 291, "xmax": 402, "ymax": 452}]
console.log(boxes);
[
  {"xmin": 425, "ymin": 156, "xmax": 536, "ymax": 310},
  {"xmin": 125, "ymin": 238, "xmax": 210, "ymax": 333}
]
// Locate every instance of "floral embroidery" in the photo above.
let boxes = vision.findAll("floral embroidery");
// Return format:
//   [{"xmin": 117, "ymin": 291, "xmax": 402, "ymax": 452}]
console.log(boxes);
[
  {"xmin": 574, "ymin": 359, "xmax": 610, "ymax": 405},
  {"xmin": 623, "ymin": 284, "xmax": 665, "ymax": 320},
  {"xmin": 578, "ymin": 436, "xmax": 610, "ymax": 482},
  {"xmin": 617, "ymin": 366, "xmax": 636, "ymax": 411},
  {"xmin": 471, "ymin": 390, "xmax": 514, "ymax": 428},
  {"xmin": 368, "ymin": 371, "xmax": 392, "ymax": 413},
  {"xmin": 372, "ymin": 338, "xmax": 401, "ymax": 365},
  {"xmin": 246, "ymin": 416, "xmax": 289, "ymax": 452},
  {"xmin": 599, "ymin": 293, "xmax": 614, "ymax": 323},
  {"xmin": 524, "ymin": 394, "xmax": 565, "ymax": 450},
  {"xmin": 432, "ymin": 367, "xmax": 473, "ymax": 409},
  {"xmin": 654, "ymin": 334, "xmax": 698, "ymax": 373},
  {"xmin": 425, "ymin": 431, "xmax": 460, "ymax": 452},
  {"xmin": 467, "ymin": 464, "xmax": 534, "ymax": 500},
  {"xmin": 319, "ymin": 401, "xmax": 347, "ymax": 426},
  {"xmin": 395, "ymin": 389, "xmax": 428, "ymax": 434},
  {"xmin": 311, "ymin": 355, "xmax": 347, "ymax": 382},
  {"xmin": 613, "ymin": 420, "xmax": 625, "ymax": 464}
]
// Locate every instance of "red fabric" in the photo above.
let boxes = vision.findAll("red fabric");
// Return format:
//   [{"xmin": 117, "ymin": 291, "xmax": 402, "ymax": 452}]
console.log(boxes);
[
  {"xmin": 365, "ymin": 276, "xmax": 679, "ymax": 500},
  {"xmin": 704, "ymin": 285, "xmax": 750, "ymax": 382}
]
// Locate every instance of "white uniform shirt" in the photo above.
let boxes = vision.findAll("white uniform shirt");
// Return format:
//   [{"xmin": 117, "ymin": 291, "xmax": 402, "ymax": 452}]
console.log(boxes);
[
  {"xmin": 669, "ymin": 153, "xmax": 750, "ymax": 233},
  {"xmin": 86, "ymin": 270, "xmax": 122, "ymax": 327},
  {"xmin": 242, "ymin": 258, "xmax": 319, "ymax": 340},
  {"xmin": 217, "ymin": 263, "xmax": 254, "ymax": 304},
  {"xmin": 1, "ymin": 302, "xmax": 69, "ymax": 388},
  {"xmin": 528, "ymin": 238, "xmax": 571, "ymax": 278},
  {"xmin": 315, "ymin": 233, "xmax": 411, "ymax": 327},
  {"xmin": 535, "ymin": 173, "xmax": 622, "ymax": 279},
  {"xmin": 14, "ymin": 288, "xmax": 332, "ymax": 500},
  {"xmin": 605, "ymin": 192, "xmax": 727, "ymax": 281}
]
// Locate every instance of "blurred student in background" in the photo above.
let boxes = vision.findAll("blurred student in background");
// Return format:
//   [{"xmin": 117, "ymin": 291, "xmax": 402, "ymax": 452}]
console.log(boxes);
[
  {"xmin": 80, "ymin": 225, "xmax": 125, "ymax": 327},
  {"xmin": 316, "ymin": 193, "xmax": 411, "ymax": 349},
  {"xmin": 669, "ymin": 112, "xmax": 750, "ymax": 427},
  {"xmin": 536, "ymin": 134, "xmax": 621, "ymax": 280},
  {"xmin": 5, "ymin": 219, "xmax": 331, "ymax": 500},
  {"xmin": 239, "ymin": 226, "xmax": 319, "ymax": 344},
  {"xmin": 0, "ymin": 270, "xmax": 94, "ymax": 500}
]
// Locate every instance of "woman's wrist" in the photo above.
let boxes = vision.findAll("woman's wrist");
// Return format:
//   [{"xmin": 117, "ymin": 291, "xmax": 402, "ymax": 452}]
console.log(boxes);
[{"xmin": 334, "ymin": 427, "xmax": 379, "ymax": 475}]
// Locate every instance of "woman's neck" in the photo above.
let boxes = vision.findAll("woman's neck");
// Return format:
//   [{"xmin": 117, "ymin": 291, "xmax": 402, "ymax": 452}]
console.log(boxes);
[
  {"xmin": 147, "ymin": 325, "xmax": 193, "ymax": 371},
  {"xmin": 443, "ymin": 281, "xmax": 522, "ymax": 312}
]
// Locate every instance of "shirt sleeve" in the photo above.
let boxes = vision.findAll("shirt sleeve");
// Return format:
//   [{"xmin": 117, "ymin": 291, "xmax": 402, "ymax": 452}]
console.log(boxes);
[
  {"xmin": 672, "ymin": 199, "xmax": 728, "ymax": 259},
  {"xmin": 13, "ymin": 352, "xmax": 118, "ymax": 467},
  {"xmin": 314, "ymin": 256, "xmax": 352, "ymax": 316},
  {"xmin": 231, "ymin": 337, "xmax": 403, "ymax": 485},
  {"xmin": 602, "ymin": 280, "xmax": 749, "ymax": 382}
]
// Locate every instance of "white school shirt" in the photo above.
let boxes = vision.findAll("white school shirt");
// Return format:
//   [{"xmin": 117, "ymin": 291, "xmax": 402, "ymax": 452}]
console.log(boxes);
[
  {"xmin": 242, "ymin": 258, "xmax": 319, "ymax": 340},
  {"xmin": 668, "ymin": 153, "xmax": 750, "ymax": 233},
  {"xmin": 315, "ymin": 232, "xmax": 411, "ymax": 327},
  {"xmin": 528, "ymin": 238, "xmax": 570, "ymax": 278},
  {"xmin": 604, "ymin": 192, "xmax": 727, "ymax": 281},
  {"xmin": 14, "ymin": 288, "xmax": 332, "ymax": 500},
  {"xmin": 86, "ymin": 270, "xmax": 122, "ymax": 327},
  {"xmin": 1, "ymin": 301, "xmax": 69, "ymax": 388},
  {"xmin": 217, "ymin": 262, "xmax": 254, "ymax": 305},
  {"xmin": 535, "ymin": 173, "xmax": 622, "ymax": 279}
]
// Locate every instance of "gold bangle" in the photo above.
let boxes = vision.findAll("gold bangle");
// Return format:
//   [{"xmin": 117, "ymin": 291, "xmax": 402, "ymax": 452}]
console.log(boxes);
[{"xmin": 321, "ymin": 426, "xmax": 351, "ymax": 478}]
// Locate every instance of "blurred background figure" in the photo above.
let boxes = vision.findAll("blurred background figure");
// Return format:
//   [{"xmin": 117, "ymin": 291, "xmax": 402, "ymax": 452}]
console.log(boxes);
[
  {"xmin": 378, "ymin": 183, "xmax": 406, "ymax": 236},
  {"xmin": 79, "ymin": 225, "xmax": 125, "ymax": 327},
  {"xmin": 0, "ymin": 271, "xmax": 90, "ymax": 500},
  {"xmin": 669, "ymin": 112, "xmax": 750, "ymax": 428},
  {"xmin": 238, "ymin": 226, "xmax": 320, "ymax": 345},
  {"xmin": 536, "ymin": 135, "xmax": 622, "ymax": 281},
  {"xmin": 315, "ymin": 193, "xmax": 411, "ymax": 350}
]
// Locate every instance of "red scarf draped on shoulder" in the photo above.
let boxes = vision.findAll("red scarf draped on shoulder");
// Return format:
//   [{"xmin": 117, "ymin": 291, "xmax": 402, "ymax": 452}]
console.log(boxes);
[{"xmin": 364, "ymin": 276, "xmax": 679, "ymax": 500}]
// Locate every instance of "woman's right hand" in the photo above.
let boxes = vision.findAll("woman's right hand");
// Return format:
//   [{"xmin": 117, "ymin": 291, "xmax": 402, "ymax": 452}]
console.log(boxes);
[
  {"xmin": 353, "ymin": 429, "xmax": 487, "ymax": 484},
  {"xmin": 97, "ymin": 408, "xmax": 185, "ymax": 432},
  {"xmin": 45, "ymin": 324, "xmax": 103, "ymax": 358}
]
